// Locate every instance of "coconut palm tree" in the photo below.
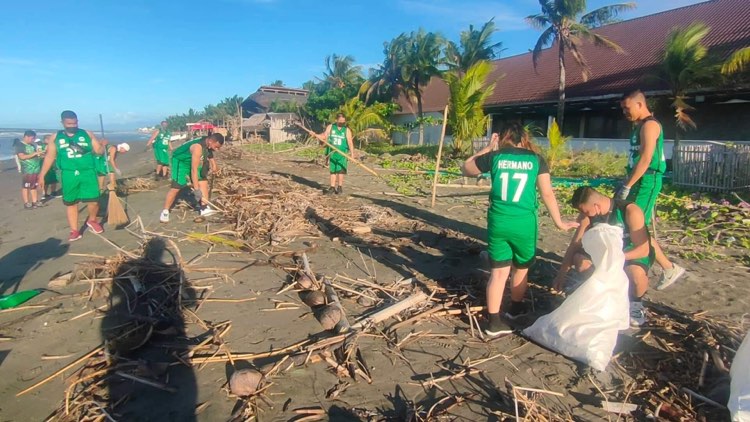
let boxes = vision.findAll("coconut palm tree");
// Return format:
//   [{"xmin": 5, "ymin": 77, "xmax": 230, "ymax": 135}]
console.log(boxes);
[
  {"xmin": 655, "ymin": 22, "xmax": 717, "ymax": 155},
  {"xmin": 321, "ymin": 54, "xmax": 364, "ymax": 89},
  {"xmin": 338, "ymin": 97, "xmax": 391, "ymax": 146},
  {"xmin": 444, "ymin": 60, "xmax": 496, "ymax": 156},
  {"xmin": 526, "ymin": 0, "xmax": 635, "ymax": 129},
  {"xmin": 722, "ymin": 47, "xmax": 750, "ymax": 75},
  {"xmin": 445, "ymin": 19, "xmax": 504, "ymax": 73}
]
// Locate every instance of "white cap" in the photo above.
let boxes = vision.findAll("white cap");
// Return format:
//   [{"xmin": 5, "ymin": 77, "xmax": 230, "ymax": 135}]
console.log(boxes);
[{"xmin": 117, "ymin": 143, "xmax": 131, "ymax": 152}]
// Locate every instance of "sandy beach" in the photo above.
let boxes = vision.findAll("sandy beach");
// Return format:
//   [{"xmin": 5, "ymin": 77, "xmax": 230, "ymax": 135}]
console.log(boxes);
[{"xmin": 0, "ymin": 143, "xmax": 747, "ymax": 421}]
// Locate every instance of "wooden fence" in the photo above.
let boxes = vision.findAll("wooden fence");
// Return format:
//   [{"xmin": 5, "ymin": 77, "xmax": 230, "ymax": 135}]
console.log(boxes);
[{"xmin": 673, "ymin": 144, "xmax": 750, "ymax": 192}]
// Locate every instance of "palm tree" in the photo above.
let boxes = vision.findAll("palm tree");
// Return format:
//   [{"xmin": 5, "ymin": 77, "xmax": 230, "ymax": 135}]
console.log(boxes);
[
  {"xmin": 321, "ymin": 54, "xmax": 363, "ymax": 89},
  {"xmin": 445, "ymin": 19, "xmax": 504, "ymax": 73},
  {"xmin": 399, "ymin": 29, "xmax": 446, "ymax": 145},
  {"xmin": 655, "ymin": 22, "xmax": 717, "ymax": 156},
  {"xmin": 526, "ymin": 0, "xmax": 635, "ymax": 129},
  {"xmin": 722, "ymin": 47, "xmax": 750, "ymax": 75},
  {"xmin": 339, "ymin": 97, "xmax": 391, "ymax": 147},
  {"xmin": 270, "ymin": 80, "xmax": 284, "ymax": 87},
  {"xmin": 444, "ymin": 60, "xmax": 496, "ymax": 156},
  {"xmin": 363, "ymin": 34, "xmax": 409, "ymax": 103}
]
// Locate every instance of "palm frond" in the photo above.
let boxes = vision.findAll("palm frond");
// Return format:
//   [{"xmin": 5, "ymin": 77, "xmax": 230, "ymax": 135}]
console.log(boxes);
[
  {"xmin": 531, "ymin": 26, "xmax": 556, "ymax": 69},
  {"xmin": 579, "ymin": 3, "xmax": 636, "ymax": 28},
  {"xmin": 722, "ymin": 47, "xmax": 750, "ymax": 75},
  {"xmin": 526, "ymin": 13, "xmax": 551, "ymax": 30}
]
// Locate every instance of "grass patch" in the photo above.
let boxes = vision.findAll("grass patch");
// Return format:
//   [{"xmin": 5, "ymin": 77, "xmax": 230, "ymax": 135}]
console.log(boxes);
[
  {"xmin": 242, "ymin": 142, "xmax": 296, "ymax": 153},
  {"xmin": 364, "ymin": 142, "xmax": 440, "ymax": 159},
  {"xmin": 548, "ymin": 149, "xmax": 627, "ymax": 178}
]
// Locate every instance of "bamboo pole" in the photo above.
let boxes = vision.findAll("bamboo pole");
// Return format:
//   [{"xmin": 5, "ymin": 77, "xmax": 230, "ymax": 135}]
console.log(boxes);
[
  {"xmin": 293, "ymin": 122, "xmax": 382, "ymax": 179},
  {"xmin": 430, "ymin": 105, "xmax": 450, "ymax": 208}
]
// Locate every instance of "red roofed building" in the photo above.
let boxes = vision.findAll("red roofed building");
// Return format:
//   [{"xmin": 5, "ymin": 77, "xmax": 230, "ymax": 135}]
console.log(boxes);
[{"xmin": 393, "ymin": 0, "xmax": 750, "ymax": 147}]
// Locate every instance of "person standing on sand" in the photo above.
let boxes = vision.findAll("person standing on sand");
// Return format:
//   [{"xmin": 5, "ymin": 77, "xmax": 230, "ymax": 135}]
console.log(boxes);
[
  {"xmin": 310, "ymin": 113, "xmax": 355, "ymax": 195},
  {"xmin": 462, "ymin": 122, "xmax": 578, "ymax": 337},
  {"xmin": 39, "ymin": 110, "xmax": 104, "ymax": 242},
  {"xmin": 38, "ymin": 137, "xmax": 61, "ymax": 200},
  {"xmin": 616, "ymin": 90, "xmax": 685, "ymax": 290},
  {"xmin": 159, "ymin": 133, "xmax": 224, "ymax": 223},
  {"xmin": 15, "ymin": 130, "xmax": 44, "ymax": 209},
  {"xmin": 553, "ymin": 186, "xmax": 653, "ymax": 327},
  {"xmin": 146, "ymin": 121, "xmax": 172, "ymax": 180}
]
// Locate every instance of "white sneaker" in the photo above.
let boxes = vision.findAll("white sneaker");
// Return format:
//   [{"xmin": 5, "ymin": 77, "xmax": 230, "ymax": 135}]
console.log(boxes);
[
  {"xmin": 159, "ymin": 210, "xmax": 170, "ymax": 223},
  {"xmin": 629, "ymin": 301, "xmax": 647, "ymax": 328},
  {"xmin": 200, "ymin": 207, "xmax": 218, "ymax": 217},
  {"xmin": 656, "ymin": 264, "xmax": 686, "ymax": 291}
]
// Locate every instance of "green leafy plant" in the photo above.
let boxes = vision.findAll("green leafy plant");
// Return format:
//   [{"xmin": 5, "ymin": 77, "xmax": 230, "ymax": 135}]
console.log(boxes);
[
  {"xmin": 444, "ymin": 60, "xmax": 496, "ymax": 157},
  {"xmin": 545, "ymin": 118, "xmax": 571, "ymax": 170}
]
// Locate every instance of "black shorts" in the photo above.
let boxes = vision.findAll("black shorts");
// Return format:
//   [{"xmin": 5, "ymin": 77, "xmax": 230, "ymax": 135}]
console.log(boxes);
[{"xmin": 22, "ymin": 173, "xmax": 39, "ymax": 189}]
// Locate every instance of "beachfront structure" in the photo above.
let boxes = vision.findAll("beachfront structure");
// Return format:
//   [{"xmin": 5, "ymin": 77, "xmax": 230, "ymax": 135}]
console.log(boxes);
[
  {"xmin": 241, "ymin": 112, "xmax": 301, "ymax": 144},
  {"xmin": 241, "ymin": 86, "xmax": 309, "ymax": 116},
  {"xmin": 392, "ymin": 0, "xmax": 750, "ymax": 148}
]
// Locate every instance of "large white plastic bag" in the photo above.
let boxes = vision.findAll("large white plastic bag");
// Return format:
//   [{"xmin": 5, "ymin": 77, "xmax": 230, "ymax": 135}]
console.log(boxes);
[
  {"xmin": 523, "ymin": 224, "xmax": 630, "ymax": 371},
  {"xmin": 729, "ymin": 332, "xmax": 750, "ymax": 421}
]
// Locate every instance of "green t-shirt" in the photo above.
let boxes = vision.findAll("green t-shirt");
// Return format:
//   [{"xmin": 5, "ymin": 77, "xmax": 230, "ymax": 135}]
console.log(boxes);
[
  {"xmin": 326, "ymin": 125, "xmax": 349, "ymax": 153},
  {"xmin": 54, "ymin": 130, "xmax": 96, "ymax": 171},
  {"xmin": 627, "ymin": 116, "xmax": 666, "ymax": 174},
  {"xmin": 475, "ymin": 147, "xmax": 549, "ymax": 216},
  {"xmin": 172, "ymin": 138, "xmax": 206, "ymax": 165},
  {"xmin": 15, "ymin": 141, "xmax": 42, "ymax": 174},
  {"xmin": 154, "ymin": 129, "xmax": 172, "ymax": 150}
]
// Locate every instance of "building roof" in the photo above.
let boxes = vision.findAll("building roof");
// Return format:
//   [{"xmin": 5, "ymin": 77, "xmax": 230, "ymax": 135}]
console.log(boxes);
[
  {"xmin": 396, "ymin": 0, "xmax": 750, "ymax": 114},
  {"xmin": 242, "ymin": 112, "xmax": 299, "ymax": 129},
  {"xmin": 242, "ymin": 86, "xmax": 309, "ymax": 114}
]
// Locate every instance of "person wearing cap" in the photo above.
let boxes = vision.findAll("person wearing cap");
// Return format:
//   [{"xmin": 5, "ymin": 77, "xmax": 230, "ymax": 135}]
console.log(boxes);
[
  {"xmin": 15, "ymin": 130, "xmax": 44, "ymax": 209},
  {"xmin": 102, "ymin": 142, "xmax": 130, "ymax": 190},
  {"xmin": 39, "ymin": 110, "xmax": 104, "ymax": 242}
]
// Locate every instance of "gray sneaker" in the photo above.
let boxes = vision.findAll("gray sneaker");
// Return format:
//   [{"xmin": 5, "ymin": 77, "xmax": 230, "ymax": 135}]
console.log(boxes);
[
  {"xmin": 656, "ymin": 264, "xmax": 686, "ymax": 291},
  {"xmin": 629, "ymin": 301, "xmax": 647, "ymax": 327}
]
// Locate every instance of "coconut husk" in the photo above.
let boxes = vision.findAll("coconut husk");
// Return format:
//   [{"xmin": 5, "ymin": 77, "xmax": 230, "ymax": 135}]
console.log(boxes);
[
  {"xmin": 316, "ymin": 305, "xmax": 342, "ymax": 331},
  {"xmin": 303, "ymin": 290, "xmax": 326, "ymax": 308},
  {"xmin": 229, "ymin": 368, "xmax": 263, "ymax": 397}
]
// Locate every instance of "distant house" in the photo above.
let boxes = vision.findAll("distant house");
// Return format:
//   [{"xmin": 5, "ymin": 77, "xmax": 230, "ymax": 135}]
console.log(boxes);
[
  {"xmin": 393, "ymin": 0, "xmax": 750, "ymax": 147},
  {"xmin": 242, "ymin": 113, "xmax": 301, "ymax": 144},
  {"xmin": 241, "ymin": 86, "xmax": 309, "ymax": 116}
]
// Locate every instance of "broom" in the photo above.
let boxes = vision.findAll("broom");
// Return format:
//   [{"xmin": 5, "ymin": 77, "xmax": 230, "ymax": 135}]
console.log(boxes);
[{"xmin": 107, "ymin": 183, "xmax": 129, "ymax": 227}]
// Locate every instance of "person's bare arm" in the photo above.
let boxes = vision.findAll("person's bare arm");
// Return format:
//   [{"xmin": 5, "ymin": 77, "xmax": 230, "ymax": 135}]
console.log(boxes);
[
  {"xmin": 346, "ymin": 128, "xmax": 355, "ymax": 156},
  {"xmin": 190, "ymin": 144, "xmax": 203, "ymax": 189},
  {"xmin": 209, "ymin": 157, "xmax": 218, "ymax": 173},
  {"xmin": 537, "ymin": 173, "xmax": 579, "ymax": 231},
  {"xmin": 108, "ymin": 146, "xmax": 118, "ymax": 171},
  {"xmin": 87, "ymin": 131, "xmax": 103, "ymax": 155},
  {"xmin": 16, "ymin": 148, "xmax": 42, "ymax": 160},
  {"xmin": 39, "ymin": 141, "xmax": 58, "ymax": 192},
  {"xmin": 146, "ymin": 130, "xmax": 159, "ymax": 147},
  {"xmin": 553, "ymin": 215, "xmax": 590, "ymax": 290},
  {"xmin": 625, "ymin": 120, "xmax": 659, "ymax": 187},
  {"xmin": 315, "ymin": 125, "xmax": 331, "ymax": 143},
  {"xmin": 624, "ymin": 204, "xmax": 650, "ymax": 261},
  {"xmin": 461, "ymin": 137, "xmax": 499, "ymax": 176}
]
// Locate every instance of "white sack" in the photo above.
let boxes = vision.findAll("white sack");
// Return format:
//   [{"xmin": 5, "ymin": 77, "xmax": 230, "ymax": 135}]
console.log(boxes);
[
  {"xmin": 730, "ymin": 331, "xmax": 750, "ymax": 421},
  {"xmin": 523, "ymin": 224, "xmax": 630, "ymax": 371}
]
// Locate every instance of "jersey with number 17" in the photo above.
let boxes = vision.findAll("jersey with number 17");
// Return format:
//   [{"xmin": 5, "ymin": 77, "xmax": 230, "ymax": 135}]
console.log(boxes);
[{"xmin": 475, "ymin": 147, "xmax": 550, "ymax": 216}]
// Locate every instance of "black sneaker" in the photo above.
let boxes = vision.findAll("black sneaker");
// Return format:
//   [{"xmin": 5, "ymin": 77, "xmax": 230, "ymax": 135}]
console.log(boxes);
[
  {"xmin": 324, "ymin": 186, "xmax": 336, "ymax": 195},
  {"xmin": 335, "ymin": 186, "xmax": 343, "ymax": 195},
  {"xmin": 485, "ymin": 318, "xmax": 513, "ymax": 337},
  {"xmin": 504, "ymin": 301, "xmax": 529, "ymax": 320}
]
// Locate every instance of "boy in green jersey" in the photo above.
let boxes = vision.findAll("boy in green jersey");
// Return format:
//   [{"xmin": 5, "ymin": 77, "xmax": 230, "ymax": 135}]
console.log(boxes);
[
  {"xmin": 462, "ymin": 122, "xmax": 578, "ymax": 337},
  {"xmin": 37, "ymin": 139, "xmax": 61, "ymax": 200},
  {"xmin": 39, "ymin": 110, "xmax": 104, "ymax": 241},
  {"xmin": 617, "ymin": 90, "xmax": 685, "ymax": 290},
  {"xmin": 146, "ymin": 121, "xmax": 172, "ymax": 179},
  {"xmin": 553, "ymin": 186, "xmax": 653, "ymax": 327},
  {"xmin": 311, "ymin": 113, "xmax": 356, "ymax": 195},
  {"xmin": 15, "ymin": 130, "xmax": 44, "ymax": 209},
  {"xmin": 96, "ymin": 140, "xmax": 130, "ymax": 190},
  {"xmin": 159, "ymin": 133, "xmax": 224, "ymax": 223}
]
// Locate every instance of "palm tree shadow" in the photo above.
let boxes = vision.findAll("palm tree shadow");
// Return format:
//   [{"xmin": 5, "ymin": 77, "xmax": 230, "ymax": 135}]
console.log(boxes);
[
  {"xmin": 0, "ymin": 237, "xmax": 69, "ymax": 296},
  {"xmin": 101, "ymin": 237, "xmax": 197, "ymax": 421}
]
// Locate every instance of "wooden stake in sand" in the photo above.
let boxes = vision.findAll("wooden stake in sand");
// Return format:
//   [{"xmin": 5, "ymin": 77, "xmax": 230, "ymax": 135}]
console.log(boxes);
[
  {"xmin": 430, "ymin": 105, "xmax": 450, "ymax": 208},
  {"xmin": 351, "ymin": 291, "xmax": 428, "ymax": 330},
  {"xmin": 293, "ymin": 122, "xmax": 382, "ymax": 179}
]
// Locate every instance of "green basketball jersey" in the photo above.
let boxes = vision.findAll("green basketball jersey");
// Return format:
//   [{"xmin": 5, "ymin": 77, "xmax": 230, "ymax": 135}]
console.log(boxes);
[
  {"xmin": 17, "ymin": 142, "xmax": 42, "ymax": 174},
  {"xmin": 54, "ymin": 130, "xmax": 95, "ymax": 171},
  {"xmin": 172, "ymin": 138, "xmax": 206, "ymax": 165},
  {"xmin": 155, "ymin": 129, "xmax": 172, "ymax": 149},
  {"xmin": 327, "ymin": 125, "xmax": 349, "ymax": 152},
  {"xmin": 627, "ymin": 116, "xmax": 666, "ymax": 174},
  {"xmin": 475, "ymin": 147, "xmax": 549, "ymax": 216}
]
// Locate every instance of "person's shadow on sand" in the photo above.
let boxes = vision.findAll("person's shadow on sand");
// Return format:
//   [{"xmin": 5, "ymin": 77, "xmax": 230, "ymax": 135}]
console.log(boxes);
[
  {"xmin": 101, "ymin": 237, "xmax": 197, "ymax": 421},
  {"xmin": 0, "ymin": 237, "xmax": 69, "ymax": 296}
]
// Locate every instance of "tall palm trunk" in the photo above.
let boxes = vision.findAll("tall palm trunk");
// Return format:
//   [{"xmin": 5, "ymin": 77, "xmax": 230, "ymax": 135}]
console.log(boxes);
[
  {"xmin": 557, "ymin": 40, "xmax": 566, "ymax": 130},
  {"xmin": 417, "ymin": 92, "xmax": 425, "ymax": 146}
]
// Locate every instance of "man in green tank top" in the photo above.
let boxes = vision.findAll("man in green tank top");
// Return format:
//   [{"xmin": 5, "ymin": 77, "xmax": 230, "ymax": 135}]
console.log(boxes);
[
  {"xmin": 96, "ymin": 140, "xmax": 130, "ymax": 191},
  {"xmin": 146, "ymin": 121, "xmax": 172, "ymax": 179},
  {"xmin": 554, "ymin": 186, "xmax": 653, "ymax": 327},
  {"xmin": 617, "ymin": 90, "xmax": 685, "ymax": 290},
  {"xmin": 15, "ymin": 130, "xmax": 44, "ymax": 209},
  {"xmin": 159, "ymin": 133, "xmax": 224, "ymax": 223},
  {"xmin": 311, "ymin": 113, "xmax": 355, "ymax": 195},
  {"xmin": 39, "ymin": 110, "xmax": 105, "ymax": 241}
]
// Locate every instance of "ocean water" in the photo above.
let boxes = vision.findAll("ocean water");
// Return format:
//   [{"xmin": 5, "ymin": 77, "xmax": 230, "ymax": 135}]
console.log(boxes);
[{"xmin": 0, "ymin": 128, "xmax": 150, "ymax": 161}]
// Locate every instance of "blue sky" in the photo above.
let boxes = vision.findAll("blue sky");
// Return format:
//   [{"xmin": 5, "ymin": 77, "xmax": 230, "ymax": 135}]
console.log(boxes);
[{"xmin": 1, "ymin": 0, "xmax": 704, "ymax": 130}]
